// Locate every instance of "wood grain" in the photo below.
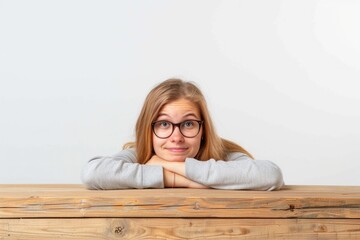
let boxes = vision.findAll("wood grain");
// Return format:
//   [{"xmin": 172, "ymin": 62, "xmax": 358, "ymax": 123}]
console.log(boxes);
[
  {"xmin": 1, "ymin": 218, "xmax": 359, "ymax": 240},
  {"xmin": 0, "ymin": 185, "xmax": 359, "ymax": 239},
  {"xmin": 0, "ymin": 185, "xmax": 359, "ymax": 219}
]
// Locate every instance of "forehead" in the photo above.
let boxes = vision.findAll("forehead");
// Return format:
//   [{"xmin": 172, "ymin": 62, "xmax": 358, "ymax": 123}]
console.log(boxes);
[{"xmin": 159, "ymin": 99, "xmax": 200, "ymax": 117}]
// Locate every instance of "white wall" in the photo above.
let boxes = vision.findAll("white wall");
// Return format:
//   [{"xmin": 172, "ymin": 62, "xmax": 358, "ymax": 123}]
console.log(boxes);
[{"xmin": 1, "ymin": 0, "xmax": 359, "ymax": 185}]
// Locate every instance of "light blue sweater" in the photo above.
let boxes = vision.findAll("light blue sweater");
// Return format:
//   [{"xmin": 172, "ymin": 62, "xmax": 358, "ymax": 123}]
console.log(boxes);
[{"xmin": 81, "ymin": 148, "xmax": 284, "ymax": 190}]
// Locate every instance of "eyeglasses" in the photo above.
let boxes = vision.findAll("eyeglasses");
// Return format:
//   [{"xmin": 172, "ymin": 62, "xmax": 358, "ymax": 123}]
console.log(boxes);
[{"xmin": 152, "ymin": 120, "xmax": 203, "ymax": 139}]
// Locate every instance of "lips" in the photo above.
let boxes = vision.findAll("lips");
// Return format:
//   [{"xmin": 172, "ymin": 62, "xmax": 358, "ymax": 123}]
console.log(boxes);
[{"xmin": 166, "ymin": 147, "xmax": 188, "ymax": 152}]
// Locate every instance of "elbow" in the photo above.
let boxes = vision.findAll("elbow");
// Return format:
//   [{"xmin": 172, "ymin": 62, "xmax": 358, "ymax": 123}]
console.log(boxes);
[
  {"xmin": 81, "ymin": 171, "xmax": 95, "ymax": 190},
  {"xmin": 266, "ymin": 164, "xmax": 284, "ymax": 191},
  {"xmin": 81, "ymin": 164, "xmax": 101, "ymax": 190}
]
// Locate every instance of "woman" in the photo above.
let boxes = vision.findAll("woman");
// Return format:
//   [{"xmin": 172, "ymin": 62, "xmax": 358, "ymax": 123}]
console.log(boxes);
[{"xmin": 82, "ymin": 79, "xmax": 284, "ymax": 190}]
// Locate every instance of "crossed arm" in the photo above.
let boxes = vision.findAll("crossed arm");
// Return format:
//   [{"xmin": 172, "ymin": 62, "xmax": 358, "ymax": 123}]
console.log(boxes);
[
  {"xmin": 82, "ymin": 149, "xmax": 284, "ymax": 190},
  {"xmin": 146, "ymin": 155, "xmax": 208, "ymax": 188}
]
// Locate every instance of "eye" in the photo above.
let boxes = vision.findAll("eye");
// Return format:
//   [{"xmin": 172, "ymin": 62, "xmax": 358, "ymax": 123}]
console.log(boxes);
[
  {"xmin": 157, "ymin": 121, "xmax": 171, "ymax": 128},
  {"xmin": 182, "ymin": 120, "xmax": 195, "ymax": 128}
]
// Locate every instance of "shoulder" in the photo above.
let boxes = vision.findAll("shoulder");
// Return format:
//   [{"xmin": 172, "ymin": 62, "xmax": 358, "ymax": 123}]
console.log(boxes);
[
  {"xmin": 111, "ymin": 148, "xmax": 137, "ymax": 161},
  {"xmin": 87, "ymin": 148, "xmax": 138, "ymax": 163},
  {"xmin": 226, "ymin": 152, "xmax": 253, "ymax": 161},
  {"xmin": 113, "ymin": 147, "xmax": 136, "ymax": 157}
]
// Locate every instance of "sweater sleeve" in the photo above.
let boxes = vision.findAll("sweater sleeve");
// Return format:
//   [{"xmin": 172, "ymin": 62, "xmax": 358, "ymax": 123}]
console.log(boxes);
[
  {"xmin": 185, "ymin": 152, "xmax": 284, "ymax": 191},
  {"xmin": 81, "ymin": 148, "xmax": 164, "ymax": 189}
]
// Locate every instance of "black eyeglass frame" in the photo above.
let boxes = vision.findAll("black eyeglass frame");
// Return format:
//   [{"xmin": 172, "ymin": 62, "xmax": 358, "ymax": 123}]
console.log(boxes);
[{"xmin": 151, "ymin": 120, "xmax": 204, "ymax": 139}]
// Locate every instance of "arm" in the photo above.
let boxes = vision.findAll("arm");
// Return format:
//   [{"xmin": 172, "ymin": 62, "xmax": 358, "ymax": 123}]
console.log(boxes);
[
  {"xmin": 185, "ymin": 152, "xmax": 284, "ymax": 191},
  {"xmin": 146, "ymin": 156, "xmax": 208, "ymax": 188},
  {"xmin": 81, "ymin": 149, "xmax": 164, "ymax": 189},
  {"xmin": 163, "ymin": 169, "xmax": 208, "ymax": 188}
]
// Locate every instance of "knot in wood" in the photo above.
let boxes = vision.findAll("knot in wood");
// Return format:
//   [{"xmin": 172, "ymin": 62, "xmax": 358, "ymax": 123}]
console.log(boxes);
[
  {"xmin": 193, "ymin": 202, "xmax": 200, "ymax": 210},
  {"xmin": 289, "ymin": 204, "xmax": 295, "ymax": 212},
  {"xmin": 114, "ymin": 226, "xmax": 125, "ymax": 235},
  {"xmin": 314, "ymin": 224, "xmax": 328, "ymax": 233}
]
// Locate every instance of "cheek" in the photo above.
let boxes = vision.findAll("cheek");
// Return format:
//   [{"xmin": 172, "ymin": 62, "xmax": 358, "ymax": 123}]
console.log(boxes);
[{"xmin": 189, "ymin": 136, "xmax": 202, "ymax": 155}]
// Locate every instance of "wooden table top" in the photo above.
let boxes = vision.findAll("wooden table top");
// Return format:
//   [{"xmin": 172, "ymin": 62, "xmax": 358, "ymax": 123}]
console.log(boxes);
[{"xmin": 1, "ymin": 184, "xmax": 359, "ymax": 219}]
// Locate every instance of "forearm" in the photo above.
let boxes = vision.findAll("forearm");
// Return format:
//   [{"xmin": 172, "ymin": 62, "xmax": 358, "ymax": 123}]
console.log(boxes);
[
  {"xmin": 146, "ymin": 155, "xmax": 186, "ymax": 177},
  {"xmin": 146, "ymin": 155, "xmax": 208, "ymax": 188},
  {"xmin": 82, "ymin": 155, "xmax": 164, "ymax": 189},
  {"xmin": 163, "ymin": 169, "xmax": 208, "ymax": 188},
  {"xmin": 185, "ymin": 156, "xmax": 284, "ymax": 190},
  {"xmin": 161, "ymin": 161, "xmax": 186, "ymax": 177}
]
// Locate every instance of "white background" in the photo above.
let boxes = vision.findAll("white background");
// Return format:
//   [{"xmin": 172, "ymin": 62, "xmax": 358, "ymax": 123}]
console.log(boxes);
[{"xmin": 1, "ymin": 0, "xmax": 359, "ymax": 185}]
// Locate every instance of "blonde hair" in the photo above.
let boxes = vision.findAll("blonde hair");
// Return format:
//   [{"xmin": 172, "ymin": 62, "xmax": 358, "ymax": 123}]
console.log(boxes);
[{"xmin": 124, "ymin": 78, "xmax": 253, "ymax": 163}]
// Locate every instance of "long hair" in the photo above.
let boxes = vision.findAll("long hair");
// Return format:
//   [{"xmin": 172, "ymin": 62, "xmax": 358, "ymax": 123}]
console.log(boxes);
[{"xmin": 124, "ymin": 78, "xmax": 253, "ymax": 163}]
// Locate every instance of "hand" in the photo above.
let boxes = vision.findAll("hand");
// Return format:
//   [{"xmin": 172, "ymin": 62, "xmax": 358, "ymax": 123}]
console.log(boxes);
[
  {"xmin": 146, "ymin": 155, "xmax": 167, "ymax": 167},
  {"xmin": 147, "ymin": 155, "xmax": 207, "ymax": 188},
  {"xmin": 164, "ymin": 169, "xmax": 209, "ymax": 189},
  {"xmin": 147, "ymin": 155, "xmax": 186, "ymax": 177}
]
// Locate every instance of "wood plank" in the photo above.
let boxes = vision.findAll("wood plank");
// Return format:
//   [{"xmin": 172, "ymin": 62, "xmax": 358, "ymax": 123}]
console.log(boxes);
[
  {"xmin": 0, "ymin": 185, "xmax": 359, "ymax": 219},
  {"xmin": 0, "ymin": 218, "xmax": 359, "ymax": 239},
  {"xmin": 1, "ymin": 184, "xmax": 359, "ymax": 195}
]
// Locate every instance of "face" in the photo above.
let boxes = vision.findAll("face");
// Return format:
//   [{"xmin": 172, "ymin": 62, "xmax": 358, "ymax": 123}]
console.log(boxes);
[{"xmin": 152, "ymin": 99, "xmax": 203, "ymax": 162}]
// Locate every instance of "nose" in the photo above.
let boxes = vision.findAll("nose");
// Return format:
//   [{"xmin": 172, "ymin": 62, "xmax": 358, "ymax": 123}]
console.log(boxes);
[{"xmin": 169, "ymin": 125, "xmax": 184, "ymax": 142}]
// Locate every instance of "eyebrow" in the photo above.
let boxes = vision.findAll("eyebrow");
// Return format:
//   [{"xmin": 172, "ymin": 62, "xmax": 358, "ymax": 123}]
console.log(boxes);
[{"xmin": 157, "ymin": 113, "xmax": 200, "ymax": 119}]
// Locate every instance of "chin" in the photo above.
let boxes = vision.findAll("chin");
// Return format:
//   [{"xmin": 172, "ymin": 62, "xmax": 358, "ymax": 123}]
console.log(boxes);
[
  {"xmin": 169, "ymin": 157, "xmax": 186, "ymax": 162},
  {"xmin": 164, "ymin": 155, "xmax": 187, "ymax": 162}
]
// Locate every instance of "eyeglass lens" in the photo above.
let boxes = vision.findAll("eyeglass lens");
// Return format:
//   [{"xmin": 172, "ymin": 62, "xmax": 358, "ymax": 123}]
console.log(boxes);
[{"xmin": 153, "ymin": 120, "xmax": 201, "ymax": 138}]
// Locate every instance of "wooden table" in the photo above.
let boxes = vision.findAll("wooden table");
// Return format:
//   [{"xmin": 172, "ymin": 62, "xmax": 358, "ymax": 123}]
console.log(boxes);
[{"xmin": 0, "ymin": 184, "xmax": 359, "ymax": 239}]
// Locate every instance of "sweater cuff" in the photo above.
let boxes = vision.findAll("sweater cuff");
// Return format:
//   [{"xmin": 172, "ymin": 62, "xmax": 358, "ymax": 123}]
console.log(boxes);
[{"xmin": 142, "ymin": 165, "xmax": 164, "ymax": 188}]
